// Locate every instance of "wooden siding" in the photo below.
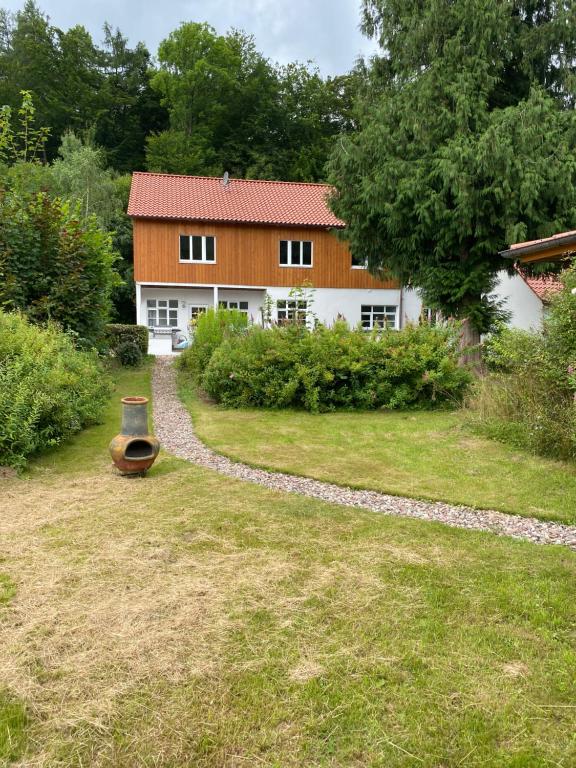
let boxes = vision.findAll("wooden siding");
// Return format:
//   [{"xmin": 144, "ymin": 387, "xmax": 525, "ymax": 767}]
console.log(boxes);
[{"xmin": 133, "ymin": 218, "xmax": 398, "ymax": 289}]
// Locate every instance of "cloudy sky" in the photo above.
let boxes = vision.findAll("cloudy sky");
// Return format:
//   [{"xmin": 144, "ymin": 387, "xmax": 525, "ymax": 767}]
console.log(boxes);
[{"xmin": 3, "ymin": 0, "xmax": 378, "ymax": 76}]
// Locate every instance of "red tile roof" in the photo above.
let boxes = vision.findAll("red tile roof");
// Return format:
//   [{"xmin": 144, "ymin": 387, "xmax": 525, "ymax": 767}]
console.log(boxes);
[
  {"xmin": 517, "ymin": 269, "xmax": 563, "ymax": 301},
  {"xmin": 127, "ymin": 172, "xmax": 345, "ymax": 229}
]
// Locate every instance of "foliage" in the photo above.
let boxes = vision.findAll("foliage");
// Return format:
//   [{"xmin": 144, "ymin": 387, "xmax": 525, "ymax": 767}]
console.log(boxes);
[
  {"xmin": 199, "ymin": 321, "xmax": 470, "ymax": 412},
  {"xmin": 0, "ymin": 89, "xmax": 49, "ymax": 164},
  {"xmin": 177, "ymin": 308, "xmax": 248, "ymax": 382},
  {"xmin": 468, "ymin": 269, "xmax": 576, "ymax": 460},
  {"xmin": 328, "ymin": 1, "xmax": 576, "ymax": 337},
  {"xmin": 147, "ymin": 21, "xmax": 356, "ymax": 180},
  {"xmin": 0, "ymin": 184, "xmax": 119, "ymax": 345},
  {"xmin": 0, "ymin": 2, "xmax": 166, "ymax": 169},
  {"xmin": 0, "ymin": 312, "xmax": 111, "ymax": 468},
  {"xmin": 104, "ymin": 323, "xmax": 148, "ymax": 356},
  {"xmin": 50, "ymin": 132, "xmax": 123, "ymax": 228},
  {"xmin": 115, "ymin": 339, "xmax": 143, "ymax": 367}
]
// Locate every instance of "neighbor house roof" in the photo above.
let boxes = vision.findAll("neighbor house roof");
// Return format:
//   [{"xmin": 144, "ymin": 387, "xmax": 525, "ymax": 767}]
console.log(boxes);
[
  {"xmin": 500, "ymin": 230, "xmax": 576, "ymax": 263},
  {"xmin": 127, "ymin": 172, "xmax": 345, "ymax": 229},
  {"xmin": 517, "ymin": 269, "xmax": 563, "ymax": 302}
]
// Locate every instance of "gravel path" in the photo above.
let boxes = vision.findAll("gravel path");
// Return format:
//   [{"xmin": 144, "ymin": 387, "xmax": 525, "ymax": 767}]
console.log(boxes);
[{"xmin": 152, "ymin": 357, "xmax": 576, "ymax": 551}]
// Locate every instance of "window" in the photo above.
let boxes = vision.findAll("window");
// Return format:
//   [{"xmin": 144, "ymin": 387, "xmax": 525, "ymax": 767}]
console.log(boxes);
[
  {"xmin": 351, "ymin": 254, "xmax": 368, "ymax": 269},
  {"xmin": 179, "ymin": 235, "xmax": 216, "ymax": 263},
  {"xmin": 189, "ymin": 305, "xmax": 208, "ymax": 323},
  {"xmin": 279, "ymin": 240, "xmax": 313, "ymax": 267},
  {"xmin": 421, "ymin": 307, "xmax": 441, "ymax": 326},
  {"xmin": 277, "ymin": 299, "xmax": 307, "ymax": 324},
  {"xmin": 219, "ymin": 300, "xmax": 249, "ymax": 315},
  {"xmin": 147, "ymin": 299, "xmax": 179, "ymax": 328},
  {"xmin": 361, "ymin": 304, "xmax": 398, "ymax": 330}
]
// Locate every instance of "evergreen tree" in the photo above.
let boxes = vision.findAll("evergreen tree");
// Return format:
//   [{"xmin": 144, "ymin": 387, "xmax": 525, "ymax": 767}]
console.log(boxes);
[{"xmin": 328, "ymin": 0, "xmax": 576, "ymax": 349}]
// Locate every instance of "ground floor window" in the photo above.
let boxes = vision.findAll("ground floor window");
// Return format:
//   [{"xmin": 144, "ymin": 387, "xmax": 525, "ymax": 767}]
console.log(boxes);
[
  {"xmin": 421, "ymin": 307, "xmax": 441, "ymax": 326},
  {"xmin": 277, "ymin": 299, "xmax": 307, "ymax": 324},
  {"xmin": 189, "ymin": 305, "xmax": 208, "ymax": 325},
  {"xmin": 219, "ymin": 300, "xmax": 249, "ymax": 315},
  {"xmin": 147, "ymin": 299, "xmax": 178, "ymax": 328},
  {"xmin": 361, "ymin": 304, "xmax": 398, "ymax": 330}
]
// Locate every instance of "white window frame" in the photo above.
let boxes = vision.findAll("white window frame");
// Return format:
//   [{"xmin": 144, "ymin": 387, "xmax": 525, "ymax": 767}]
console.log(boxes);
[
  {"xmin": 189, "ymin": 305, "xmax": 209, "ymax": 323},
  {"xmin": 147, "ymin": 298, "xmax": 179, "ymax": 328},
  {"xmin": 361, "ymin": 304, "xmax": 398, "ymax": 330},
  {"xmin": 219, "ymin": 300, "xmax": 249, "ymax": 315},
  {"xmin": 277, "ymin": 299, "xmax": 307, "ymax": 324},
  {"xmin": 279, "ymin": 240, "xmax": 313, "ymax": 268},
  {"xmin": 351, "ymin": 254, "xmax": 368, "ymax": 270},
  {"xmin": 179, "ymin": 235, "xmax": 216, "ymax": 264}
]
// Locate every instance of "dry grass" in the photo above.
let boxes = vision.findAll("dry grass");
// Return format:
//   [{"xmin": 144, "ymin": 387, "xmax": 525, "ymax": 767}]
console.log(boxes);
[{"xmin": 1, "ymin": 366, "xmax": 576, "ymax": 766}]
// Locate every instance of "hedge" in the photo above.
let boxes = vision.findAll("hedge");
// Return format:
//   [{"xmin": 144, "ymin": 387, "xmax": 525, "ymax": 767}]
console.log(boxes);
[{"xmin": 104, "ymin": 324, "xmax": 149, "ymax": 356}]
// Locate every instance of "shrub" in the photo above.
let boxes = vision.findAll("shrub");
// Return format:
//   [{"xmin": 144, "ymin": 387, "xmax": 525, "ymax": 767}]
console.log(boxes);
[
  {"xmin": 115, "ymin": 339, "xmax": 143, "ymax": 367},
  {"xmin": 177, "ymin": 308, "xmax": 248, "ymax": 382},
  {"xmin": 200, "ymin": 321, "xmax": 469, "ymax": 412},
  {"xmin": 467, "ymin": 279, "xmax": 576, "ymax": 461},
  {"xmin": 0, "ymin": 312, "xmax": 111, "ymax": 468},
  {"xmin": 104, "ymin": 324, "xmax": 148, "ymax": 356},
  {"xmin": 0, "ymin": 187, "xmax": 119, "ymax": 346}
]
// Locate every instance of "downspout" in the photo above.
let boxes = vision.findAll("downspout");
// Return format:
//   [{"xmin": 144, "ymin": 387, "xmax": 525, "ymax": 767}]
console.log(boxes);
[{"xmin": 398, "ymin": 285, "xmax": 404, "ymax": 329}]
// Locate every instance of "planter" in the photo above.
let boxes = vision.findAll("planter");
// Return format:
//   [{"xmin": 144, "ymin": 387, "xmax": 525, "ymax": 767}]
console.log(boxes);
[{"xmin": 109, "ymin": 396, "xmax": 160, "ymax": 476}]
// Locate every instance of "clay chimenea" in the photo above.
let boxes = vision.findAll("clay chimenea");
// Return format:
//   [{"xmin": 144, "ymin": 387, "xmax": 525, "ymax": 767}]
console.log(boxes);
[{"xmin": 109, "ymin": 397, "xmax": 160, "ymax": 476}]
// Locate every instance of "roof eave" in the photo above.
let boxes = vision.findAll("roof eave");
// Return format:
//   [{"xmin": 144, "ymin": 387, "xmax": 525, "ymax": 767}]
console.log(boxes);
[
  {"xmin": 500, "ymin": 233, "xmax": 576, "ymax": 263},
  {"xmin": 128, "ymin": 213, "xmax": 346, "ymax": 230}
]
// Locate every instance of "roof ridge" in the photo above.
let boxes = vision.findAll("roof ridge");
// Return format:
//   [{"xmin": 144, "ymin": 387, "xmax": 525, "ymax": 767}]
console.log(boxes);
[{"xmin": 131, "ymin": 171, "xmax": 333, "ymax": 189}]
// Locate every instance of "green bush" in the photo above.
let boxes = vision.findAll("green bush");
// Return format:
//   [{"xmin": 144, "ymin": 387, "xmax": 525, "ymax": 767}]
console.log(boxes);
[
  {"xmin": 177, "ymin": 308, "xmax": 248, "ymax": 382},
  {"xmin": 115, "ymin": 339, "xmax": 143, "ymax": 367},
  {"xmin": 199, "ymin": 321, "xmax": 469, "ymax": 412},
  {"xmin": 0, "ymin": 187, "xmax": 119, "ymax": 346},
  {"xmin": 0, "ymin": 312, "xmax": 111, "ymax": 468},
  {"xmin": 467, "ymin": 270, "xmax": 576, "ymax": 461},
  {"xmin": 104, "ymin": 324, "xmax": 148, "ymax": 356}
]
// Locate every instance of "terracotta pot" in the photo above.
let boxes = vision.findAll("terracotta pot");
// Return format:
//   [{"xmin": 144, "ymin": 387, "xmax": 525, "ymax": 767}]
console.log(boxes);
[{"xmin": 109, "ymin": 396, "xmax": 160, "ymax": 476}]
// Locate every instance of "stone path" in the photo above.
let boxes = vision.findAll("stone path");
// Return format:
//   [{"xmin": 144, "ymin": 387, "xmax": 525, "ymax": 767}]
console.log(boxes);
[{"xmin": 152, "ymin": 357, "xmax": 576, "ymax": 551}]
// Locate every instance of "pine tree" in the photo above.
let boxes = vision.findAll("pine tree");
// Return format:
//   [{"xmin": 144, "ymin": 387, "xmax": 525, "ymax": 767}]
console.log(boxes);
[{"xmin": 328, "ymin": 0, "xmax": 576, "ymax": 351}]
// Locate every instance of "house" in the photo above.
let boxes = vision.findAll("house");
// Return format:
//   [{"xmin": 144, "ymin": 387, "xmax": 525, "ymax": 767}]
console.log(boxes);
[
  {"xmin": 494, "ymin": 230, "xmax": 571, "ymax": 330},
  {"xmin": 492, "ymin": 268, "xmax": 563, "ymax": 331},
  {"xmin": 127, "ymin": 172, "xmax": 422, "ymax": 353}
]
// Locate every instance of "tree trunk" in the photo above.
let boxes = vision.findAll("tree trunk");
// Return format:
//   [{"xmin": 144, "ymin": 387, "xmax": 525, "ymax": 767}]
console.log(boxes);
[{"xmin": 458, "ymin": 318, "xmax": 482, "ymax": 370}]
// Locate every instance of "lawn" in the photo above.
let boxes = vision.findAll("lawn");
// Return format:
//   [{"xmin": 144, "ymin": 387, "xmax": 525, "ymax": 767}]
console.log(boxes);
[
  {"xmin": 182, "ymin": 382, "xmax": 576, "ymax": 525},
  {"xmin": 1, "ymin": 363, "xmax": 576, "ymax": 766}
]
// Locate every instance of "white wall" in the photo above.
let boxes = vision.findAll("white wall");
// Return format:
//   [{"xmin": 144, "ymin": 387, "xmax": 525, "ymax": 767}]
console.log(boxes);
[
  {"xmin": 492, "ymin": 271, "xmax": 544, "ymax": 331},
  {"xmin": 266, "ymin": 286, "xmax": 404, "ymax": 328},
  {"xmin": 138, "ymin": 283, "xmax": 410, "ymax": 333},
  {"xmin": 138, "ymin": 285, "xmax": 266, "ymax": 334}
]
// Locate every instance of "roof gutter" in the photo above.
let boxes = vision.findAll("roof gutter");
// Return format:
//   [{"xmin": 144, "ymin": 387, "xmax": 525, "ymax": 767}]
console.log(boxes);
[{"xmin": 500, "ymin": 233, "xmax": 576, "ymax": 260}]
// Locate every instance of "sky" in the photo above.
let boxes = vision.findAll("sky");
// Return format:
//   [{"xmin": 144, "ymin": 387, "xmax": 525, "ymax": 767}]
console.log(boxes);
[{"xmin": 2, "ymin": 0, "xmax": 378, "ymax": 76}]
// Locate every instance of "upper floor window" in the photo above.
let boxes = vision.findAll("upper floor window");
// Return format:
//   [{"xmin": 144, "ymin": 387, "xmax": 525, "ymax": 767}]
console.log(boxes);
[
  {"xmin": 147, "ymin": 298, "xmax": 178, "ymax": 328},
  {"xmin": 361, "ymin": 304, "xmax": 398, "ymax": 330},
  {"xmin": 351, "ymin": 254, "xmax": 368, "ymax": 269},
  {"xmin": 279, "ymin": 240, "xmax": 312, "ymax": 267},
  {"xmin": 180, "ymin": 235, "xmax": 216, "ymax": 263}
]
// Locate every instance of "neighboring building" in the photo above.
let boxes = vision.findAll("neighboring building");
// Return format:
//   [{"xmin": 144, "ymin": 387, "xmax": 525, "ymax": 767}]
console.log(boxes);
[
  {"xmin": 500, "ymin": 230, "xmax": 576, "ymax": 264},
  {"xmin": 128, "ymin": 172, "xmax": 422, "ymax": 353},
  {"xmin": 495, "ymin": 230, "xmax": 571, "ymax": 330},
  {"xmin": 492, "ymin": 269, "xmax": 562, "ymax": 331}
]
